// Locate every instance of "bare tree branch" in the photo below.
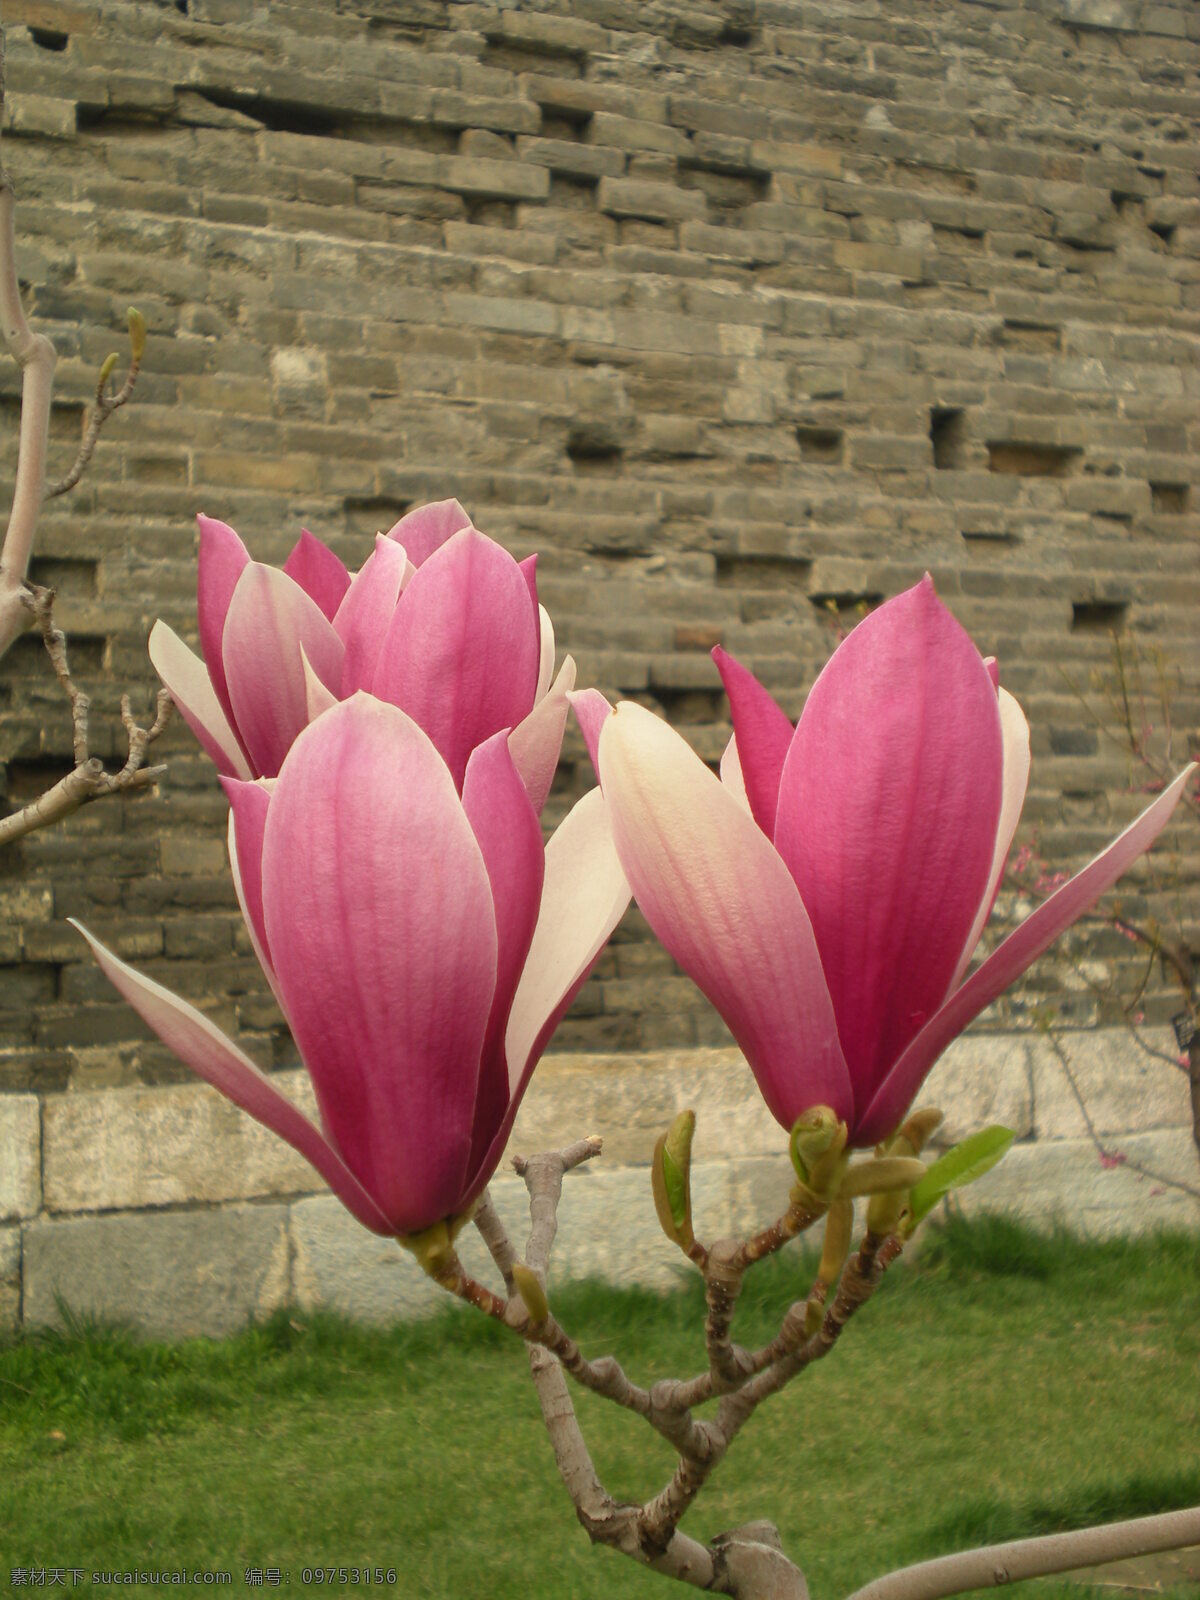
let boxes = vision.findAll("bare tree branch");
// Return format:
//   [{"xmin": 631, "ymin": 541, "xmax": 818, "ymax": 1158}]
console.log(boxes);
[
  {"xmin": 843, "ymin": 1505, "xmax": 1200, "ymax": 1600},
  {"xmin": 0, "ymin": 584, "xmax": 171, "ymax": 846}
]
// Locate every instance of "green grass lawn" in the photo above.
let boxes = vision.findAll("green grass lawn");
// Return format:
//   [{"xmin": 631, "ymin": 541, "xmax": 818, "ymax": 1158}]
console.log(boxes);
[{"xmin": 1, "ymin": 1215, "xmax": 1197, "ymax": 1600}]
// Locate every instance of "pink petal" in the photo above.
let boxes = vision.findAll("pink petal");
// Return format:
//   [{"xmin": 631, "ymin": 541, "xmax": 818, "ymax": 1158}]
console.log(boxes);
[
  {"xmin": 509, "ymin": 655, "xmax": 576, "ymax": 815},
  {"xmin": 300, "ymin": 647, "xmax": 339, "ymax": 722},
  {"xmin": 535, "ymin": 604, "xmax": 555, "ymax": 703},
  {"xmin": 384, "ymin": 498, "xmax": 473, "ymax": 568},
  {"xmin": 372, "ymin": 529, "xmax": 540, "ymax": 790},
  {"xmin": 222, "ymin": 778, "xmax": 275, "ymax": 987},
  {"xmin": 460, "ymin": 731, "xmax": 545, "ymax": 1176},
  {"xmin": 712, "ymin": 648, "xmax": 794, "ymax": 837},
  {"xmin": 719, "ymin": 734, "xmax": 751, "ymax": 813},
  {"xmin": 857, "ymin": 761, "xmax": 1197, "ymax": 1145},
  {"xmin": 950, "ymin": 686, "xmax": 1031, "ymax": 989},
  {"xmin": 333, "ymin": 535, "xmax": 413, "ymax": 695},
  {"xmin": 598, "ymin": 702, "xmax": 852, "ymax": 1130},
  {"xmin": 283, "ymin": 529, "xmax": 351, "ymax": 621},
  {"xmin": 196, "ymin": 514, "xmax": 250, "ymax": 731},
  {"xmin": 222, "ymin": 564, "xmax": 345, "ymax": 777},
  {"xmin": 148, "ymin": 621, "xmax": 252, "ymax": 780},
  {"xmin": 569, "ymin": 685, "xmax": 612, "ymax": 778},
  {"xmin": 774, "ymin": 576, "xmax": 1003, "ymax": 1109},
  {"xmin": 466, "ymin": 784, "xmax": 633, "ymax": 1207},
  {"xmin": 263, "ymin": 696, "xmax": 498, "ymax": 1234},
  {"xmin": 70, "ymin": 920, "xmax": 394, "ymax": 1235}
]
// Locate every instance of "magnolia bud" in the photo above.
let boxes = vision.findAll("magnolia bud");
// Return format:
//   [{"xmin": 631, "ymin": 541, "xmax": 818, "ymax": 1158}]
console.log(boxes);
[
  {"xmin": 651, "ymin": 1108, "xmax": 696, "ymax": 1252},
  {"xmin": 789, "ymin": 1107, "xmax": 848, "ymax": 1200},
  {"xmin": 839, "ymin": 1155, "xmax": 927, "ymax": 1199},
  {"xmin": 511, "ymin": 1263, "xmax": 549, "ymax": 1326},
  {"xmin": 98, "ymin": 352, "xmax": 119, "ymax": 388},
  {"xmin": 127, "ymin": 306, "xmax": 146, "ymax": 363}
]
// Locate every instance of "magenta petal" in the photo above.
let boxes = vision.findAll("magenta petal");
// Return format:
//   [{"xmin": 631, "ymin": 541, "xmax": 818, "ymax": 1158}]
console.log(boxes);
[
  {"xmin": 460, "ymin": 731, "xmax": 545, "ymax": 1175},
  {"xmin": 222, "ymin": 564, "xmax": 345, "ymax": 777},
  {"xmin": 283, "ymin": 529, "xmax": 351, "ymax": 622},
  {"xmin": 196, "ymin": 515, "xmax": 250, "ymax": 731},
  {"xmin": 70, "ymin": 921, "xmax": 394, "ymax": 1235},
  {"xmin": 510, "ymin": 656, "xmax": 576, "ymax": 815},
  {"xmin": 384, "ymin": 499, "xmax": 473, "ymax": 568},
  {"xmin": 334, "ymin": 535, "xmax": 412, "ymax": 695},
  {"xmin": 148, "ymin": 621, "xmax": 252, "ymax": 780},
  {"xmin": 712, "ymin": 648, "xmax": 794, "ymax": 837},
  {"xmin": 774, "ymin": 576, "xmax": 1004, "ymax": 1110},
  {"xmin": 263, "ymin": 696, "xmax": 498, "ymax": 1234},
  {"xmin": 372, "ymin": 529, "xmax": 540, "ymax": 790},
  {"xmin": 599, "ymin": 703, "xmax": 852, "ymax": 1130},
  {"xmin": 222, "ymin": 778, "xmax": 274, "ymax": 983},
  {"xmin": 857, "ymin": 762, "xmax": 1197, "ymax": 1145}
]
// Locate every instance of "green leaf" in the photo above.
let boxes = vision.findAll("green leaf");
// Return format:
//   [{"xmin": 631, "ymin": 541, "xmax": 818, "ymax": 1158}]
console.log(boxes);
[{"xmin": 908, "ymin": 1125, "xmax": 1016, "ymax": 1229}]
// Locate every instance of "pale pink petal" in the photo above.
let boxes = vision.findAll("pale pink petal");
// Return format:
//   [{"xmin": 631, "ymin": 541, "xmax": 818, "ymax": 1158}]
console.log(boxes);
[
  {"xmin": 263, "ymin": 696, "xmax": 497, "ymax": 1234},
  {"xmin": 949, "ymin": 686, "xmax": 1032, "ymax": 989},
  {"xmin": 465, "ymin": 782, "xmax": 631, "ymax": 1207},
  {"xmin": 720, "ymin": 733, "xmax": 751, "ymax": 813},
  {"xmin": 283, "ymin": 529, "xmax": 351, "ymax": 621},
  {"xmin": 983, "ymin": 656, "xmax": 1000, "ymax": 690},
  {"xmin": 568, "ymin": 685, "xmax": 612, "ymax": 779},
  {"xmin": 222, "ymin": 564, "xmax": 345, "ymax": 777},
  {"xmin": 300, "ymin": 646, "xmax": 339, "ymax": 723},
  {"xmin": 333, "ymin": 535, "xmax": 412, "ymax": 695},
  {"xmin": 510, "ymin": 656, "xmax": 576, "ymax": 814},
  {"xmin": 535, "ymin": 603, "xmax": 555, "ymax": 703},
  {"xmin": 712, "ymin": 648, "xmax": 794, "ymax": 837},
  {"xmin": 222, "ymin": 779, "xmax": 276, "ymax": 988},
  {"xmin": 857, "ymin": 762, "xmax": 1197, "ymax": 1145},
  {"xmin": 774, "ymin": 576, "xmax": 1003, "ymax": 1108},
  {"xmin": 196, "ymin": 515, "xmax": 250, "ymax": 730},
  {"xmin": 501, "ymin": 786, "xmax": 631, "ymax": 1096},
  {"xmin": 460, "ymin": 731, "xmax": 545, "ymax": 1175},
  {"xmin": 599, "ymin": 702, "xmax": 852, "ymax": 1130},
  {"xmin": 148, "ymin": 621, "xmax": 252, "ymax": 780},
  {"xmin": 70, "ymin": 920, "xmax": 394, "ymax": 1235},
  {"xmin": 384, "ymin": 498, "xmax": 473, "ymax": 568},
  {"xmin": 372, "ymin": 528, "xmax": 540, "ymax": 789}
]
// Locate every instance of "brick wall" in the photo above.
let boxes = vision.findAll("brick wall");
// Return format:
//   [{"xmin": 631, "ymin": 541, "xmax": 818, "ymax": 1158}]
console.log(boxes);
[{"xmin": 1, "ymin": 0, "xmax": 1198, "ymax": 1103}]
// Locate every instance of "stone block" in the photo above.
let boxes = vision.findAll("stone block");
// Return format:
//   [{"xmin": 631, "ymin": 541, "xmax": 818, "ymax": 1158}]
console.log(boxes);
[
  {"xmin": 23, "ymin": 1204, "xmax": 291, "ymax": 1340},
  {"xmin": 291, "ymin": 1195, "xmax": 446, "ymax": 1321},
  {"xmin": 1029, "ymin": 1029, "xmax": 1191, "ymax": 1140},
  {"xmin": 512, "ymin": 1048, "xmax": 779, "ymax": 1168},
  {"xmin": 598, "ymin": 177, "xmax": 708, "ymax": 223},
  {"xmin": 42, "ymin": 1073, "xmax": 320, "ymax": 1215},
  {"xmin": 0, "ymin": 1226, "xmax": 17, "ymax": 1331},
  {"xmin": 0, "ymin": 1094, "xmax": 40, "ymax": 1221},
  {"xmin": 951, "ymin": 1131, "xmax": 1200, "ymax": 1236},
  {"xmin": 439, "ymin": 157, "xmax": 550, "ymax": 203},
  {"xmin": 4, "ymin": 93, "xmax": 76, "ymax": 140},
  {"xmin": 924, "ymin": 1035, "xmax": 1035, "ymax": 1146},
  {"xmin": 515, "ymin": 137, "xmax": 625, "ymax": 182}
]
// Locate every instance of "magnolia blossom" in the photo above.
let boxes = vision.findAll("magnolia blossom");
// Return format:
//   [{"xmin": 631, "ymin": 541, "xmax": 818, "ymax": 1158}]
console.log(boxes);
[
  {"xmin": 150, "ymin": 498, "xmax": 572, "ymax": 810},
  {"xmin": 574, "ymin": 577, "xmax": 1196, "ymax": 1148},
  {"xmin": 74, "ymin": 695, "xmax": 630, "ymax": 1237}
]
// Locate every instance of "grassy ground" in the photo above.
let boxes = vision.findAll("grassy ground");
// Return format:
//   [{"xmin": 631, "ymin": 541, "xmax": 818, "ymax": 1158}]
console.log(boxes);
[{"xmin": 0, "ymin": 1214, "xmax": 1197, "ymax": 1600}]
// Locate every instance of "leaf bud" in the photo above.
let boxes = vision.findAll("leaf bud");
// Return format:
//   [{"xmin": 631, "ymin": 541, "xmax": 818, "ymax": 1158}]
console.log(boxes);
[
  {"xmin": 651, "ymin": 1108, "xmax": 696, "ymax": 1252},
  {"xmin": 127, "ymin": 306, "xmax": 146, "ymax": 362},
  {"xmin": 511, "ymin": 1263, "xmax": 549, "ymax": 1326}
]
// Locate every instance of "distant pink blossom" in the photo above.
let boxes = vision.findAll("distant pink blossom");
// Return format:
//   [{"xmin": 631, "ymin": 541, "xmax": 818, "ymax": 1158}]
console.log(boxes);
[
  {"xmin": 150, "ymin": 499, "xmax": 572, "ymax": 811},
  {"xmin": 75, "ymin": 696, "xmax": 630, "ymax": 1237},
  {"xmin": 573, "ymin": 577, "xmax": 1196, "ymax": 1148}
]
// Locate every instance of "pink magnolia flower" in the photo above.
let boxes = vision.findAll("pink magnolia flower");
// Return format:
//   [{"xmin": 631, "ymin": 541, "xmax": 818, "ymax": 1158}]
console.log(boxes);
[
  {"xmin": 73, "ymin": 695, "xmax": 630, "ymax": 1237},
  {"xmin": 573, "ymin": 577, "xmax": 1196, "ymax": 1149},
  {"xmin": 149, "ymin": 498, "xmax": 571, "ymax": 810}
]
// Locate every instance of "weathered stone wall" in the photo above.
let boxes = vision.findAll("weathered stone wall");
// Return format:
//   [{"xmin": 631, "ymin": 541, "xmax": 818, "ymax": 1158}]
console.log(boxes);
[
  {"xmin": 3, "ymin": 1032, "xmax": 1196, "ymax": 1337},
  {"xmin": 0, "ymin": 0, "xmax": 1198, "ymax": 1329}
]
